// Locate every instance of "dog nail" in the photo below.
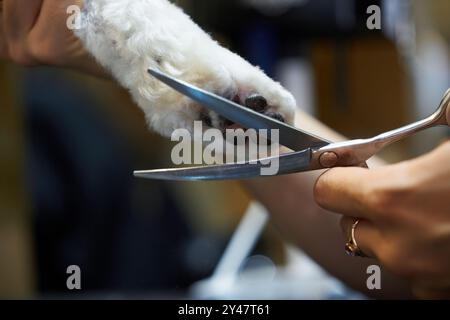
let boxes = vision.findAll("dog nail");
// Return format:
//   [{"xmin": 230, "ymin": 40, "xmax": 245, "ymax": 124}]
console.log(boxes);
[
  {"xmin": 200, "ymin": 112, "xmax": 212, "ymax": 127},
  {"xmin": 220, "ymin": 116, "xmax": 234, "ymax": 127},
  {"xmin": 265, "ymin": 112, "xmax": 285, "ymax": 123},
  {"xmin": 245, "ymin": 94, "xmax": 268, "ymax": 112}
]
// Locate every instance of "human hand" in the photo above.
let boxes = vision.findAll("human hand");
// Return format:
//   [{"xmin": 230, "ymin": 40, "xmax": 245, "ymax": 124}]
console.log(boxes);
[
  {"xmin": 314, "ymin": 141, "xmax": 450, "ymax": 299},
  {"xmin": 0, "ymin": 0, "xmax": 103, "ymax": 75},
  {"xmin": 447, "ymin": 104, "xmax": 450, "ymax": 125}
]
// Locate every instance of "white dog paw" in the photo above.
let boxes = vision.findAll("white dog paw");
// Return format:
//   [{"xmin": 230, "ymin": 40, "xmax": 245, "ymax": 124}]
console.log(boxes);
[
  {"xmin": 180, "ymin": 49, "xmax": 297, "ymax": 133},
  {"xmin": 203, "ymin": 78, "xmax": 297, "ymax": 132},
  {"xmin": 76, "ymin": 0, "xmax": 297, "ymax": 138}
]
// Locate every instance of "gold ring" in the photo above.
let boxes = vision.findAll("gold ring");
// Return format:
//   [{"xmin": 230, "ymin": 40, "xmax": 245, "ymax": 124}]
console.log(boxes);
[{"xmin": 345, "ymin": 219, "xmax": 367, "ymax": 257}]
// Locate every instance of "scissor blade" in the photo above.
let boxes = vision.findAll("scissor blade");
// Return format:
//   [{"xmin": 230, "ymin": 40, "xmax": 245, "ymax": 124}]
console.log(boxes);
[
  {"xmin": 148, "ymin": 68, "xmax": 328, "ymax": 151},
  {"xmin": 134, "ymin": 149, "xmax": 313, "ymax": 181}
]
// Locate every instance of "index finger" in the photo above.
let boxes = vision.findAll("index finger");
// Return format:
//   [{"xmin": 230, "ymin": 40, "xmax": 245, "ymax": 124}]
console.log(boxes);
[
  {"xmin": 314, "ymin": 167, "xmax": 374, "ymax": 219},
  {"xmin": 446, "ymin": 103, "xmax": 450, "ymax": 125}
]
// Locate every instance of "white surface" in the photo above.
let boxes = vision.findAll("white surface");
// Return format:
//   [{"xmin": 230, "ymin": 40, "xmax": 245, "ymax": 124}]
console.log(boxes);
[{"xmin": 191, "ymin": 202, "xmax": 363, "ymax": 300}]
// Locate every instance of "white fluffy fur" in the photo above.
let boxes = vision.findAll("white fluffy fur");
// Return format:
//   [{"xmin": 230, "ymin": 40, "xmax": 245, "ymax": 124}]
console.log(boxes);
[{"xmin": 76, "ymin": 0, "xmax": 296, "ymax": 137}]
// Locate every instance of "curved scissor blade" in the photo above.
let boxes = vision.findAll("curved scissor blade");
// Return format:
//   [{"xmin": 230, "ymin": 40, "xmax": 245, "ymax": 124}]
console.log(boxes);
[
  {"xmin": 134, "ymin": 149, "xmax": 313, "ymax": 181},
  {"xmin": 148, "ymin": 68, "xmax": 329, "ymax": 151}
]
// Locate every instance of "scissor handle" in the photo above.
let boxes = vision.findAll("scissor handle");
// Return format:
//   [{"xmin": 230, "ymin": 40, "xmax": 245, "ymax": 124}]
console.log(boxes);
[{"xmin": 311, "ymin": 89, "xmax": 450, "ymax": 170}]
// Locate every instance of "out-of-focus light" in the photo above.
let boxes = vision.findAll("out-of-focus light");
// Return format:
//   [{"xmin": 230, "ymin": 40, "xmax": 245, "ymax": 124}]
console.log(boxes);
[{"xmin": 383, "ymin": 0, "xmax": 416, "ymax": 57}]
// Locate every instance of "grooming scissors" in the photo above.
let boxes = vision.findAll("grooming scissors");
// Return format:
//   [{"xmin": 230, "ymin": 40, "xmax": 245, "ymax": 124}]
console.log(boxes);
[{"xmin": 134, "ymin": 68, "xmax": 450, "ymax": 181}]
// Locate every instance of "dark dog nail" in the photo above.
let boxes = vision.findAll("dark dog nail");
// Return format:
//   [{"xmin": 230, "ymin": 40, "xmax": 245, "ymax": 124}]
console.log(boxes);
[
  {"xmin": 200, "ymin": 112, "xmax": 212, "ymax": 127},
  {"xmin": 245, "ymin": 94, "xmax": 268, "ymax": 112},
  {"xmin": 219, "ymin": 116, "xmax": 234, "ymax": 128},
  {"xmin": 265, "ymin": 111, "xmax": 285, "ymax": 123}
]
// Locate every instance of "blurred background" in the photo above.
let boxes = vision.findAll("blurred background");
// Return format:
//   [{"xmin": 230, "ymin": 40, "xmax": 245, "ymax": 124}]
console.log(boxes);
[{"xmin": 0, "ymin": 0, "xmax": 449, "ymax": 299}]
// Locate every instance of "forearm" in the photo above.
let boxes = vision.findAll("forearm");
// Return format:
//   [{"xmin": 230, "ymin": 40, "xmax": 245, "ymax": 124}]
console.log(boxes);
[{"xmin": 244, "ymin": 110, "xmax": 412, "ymax": 298}]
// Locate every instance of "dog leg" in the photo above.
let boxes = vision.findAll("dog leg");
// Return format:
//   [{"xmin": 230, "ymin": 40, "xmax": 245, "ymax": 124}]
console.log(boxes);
[{"xmin": 76, "ymin": 0, "xmax": 296, "ymax": 137}]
